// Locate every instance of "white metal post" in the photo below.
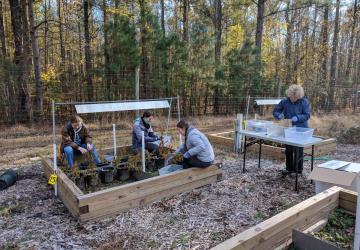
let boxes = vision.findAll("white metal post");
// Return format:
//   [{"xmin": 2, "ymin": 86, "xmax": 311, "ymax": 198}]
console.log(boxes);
[
  {"xmin": 113, "ymin": 124, "xmax": 117, "ymax": 159},
  {"xmin": 135, "ymin": 67, "xmax": 140, "ymax": 117},
  {"xmin": 141, "ymin": 131, "xmax": 146, "ymax": 172},
  {"xmin": 234, "ymin": 113, "xmax": 243, "ymax": 153},
  {"xmin": 166, "ymin": 98, "xmax": 173, "ymax": 135},
  {"xmin": 354, "ymin": 176, "xmax": 360, "ymax": 249},
  {"xmin": 245, "ymin": 95, "xmax": 251, "ymax": 120},
  {"xmin": 52, "ymin": 100, "xmax": 58, "ymax": 196},
  {"xmin": 177, "ymin": 95, "xmax": 182, "ymax": 146}
]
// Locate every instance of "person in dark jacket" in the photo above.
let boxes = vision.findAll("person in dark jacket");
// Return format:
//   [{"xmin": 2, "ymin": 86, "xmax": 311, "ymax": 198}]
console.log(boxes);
[
  {"xmin": 174, "ymin": 119, "xmax": 215, "ymax": 169},
  {"xmin": 273, "ymin": 84, "xmax": 311, "ymax": 174},
  {"xmin": 61, "ymin": 115, "xmax": 101, "ymax": 168},
  {"xmin": 132, "ymin": 111, "xmax": 160, "ymax": 153}
]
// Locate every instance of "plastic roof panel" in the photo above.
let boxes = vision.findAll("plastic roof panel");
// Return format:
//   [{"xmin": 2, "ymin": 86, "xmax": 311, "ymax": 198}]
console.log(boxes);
[
  {"xmin": 255, "ymin": 99, "xmax": 282, "ymax": 106},
  {"xmin": 75, "ymin": 100, "xmax": 170, "ymax": 114}
]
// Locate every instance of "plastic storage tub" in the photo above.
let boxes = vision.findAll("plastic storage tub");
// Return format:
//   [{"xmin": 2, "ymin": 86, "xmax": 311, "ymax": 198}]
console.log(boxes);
[
  {"xmin": 246, "ymin": 120, "xmax": 273, "ymax": 133},
  {"xmin": 267, "ymin": 124, "xmax": 285, "ymax": 137},
  {"xmin": 284, "ymin": 127, "xmax": 314, "ymax": 141}
]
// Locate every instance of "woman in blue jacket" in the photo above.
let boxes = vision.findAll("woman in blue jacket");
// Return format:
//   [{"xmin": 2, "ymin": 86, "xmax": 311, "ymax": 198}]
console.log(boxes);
[{"xmin": 273, "ymin": 84, "xmax": 311, "ymax": 174}]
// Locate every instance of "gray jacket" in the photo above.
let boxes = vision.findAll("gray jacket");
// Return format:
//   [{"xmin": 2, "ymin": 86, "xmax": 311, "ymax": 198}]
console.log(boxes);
[
  {"xmin": 132, "ymin": 118, "xmax": 158, "ymax": 150},
  {"xmin": 178, "ymin": 127, "xmax": 215, "ymax": 163}
]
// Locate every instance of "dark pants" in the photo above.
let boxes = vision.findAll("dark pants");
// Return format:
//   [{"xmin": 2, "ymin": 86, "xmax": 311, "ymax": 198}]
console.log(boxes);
[
  {"xmin": 182, "ymin": 156, "xmax": 212, "ymax": 169},
  {"xmin": 285, "ymin": 145, "xmax": 303, "ymax": 173},
  {"xmin": 132, "ymin": 142, "xmax": 159, "ymax": 155}
]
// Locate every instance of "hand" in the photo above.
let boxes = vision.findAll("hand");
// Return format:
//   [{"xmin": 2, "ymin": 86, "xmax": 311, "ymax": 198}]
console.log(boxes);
[
  {"xmin": 277, "ymin": 113, "xmax": 284, "ymax": 120},
  {"xmin": 183, "ymin": 152, "xmax": 191, "ymax": 159},
  {"xmin": 86, "ymin": 143, "xmax": 93, "ymax": 151},
  {"xmin": 78, "ymin": 147, "xmax": 88, "ymax": 154},
  {"xmin": 291, "ymin": 116, "xmax": 298, "ymax": 122}
]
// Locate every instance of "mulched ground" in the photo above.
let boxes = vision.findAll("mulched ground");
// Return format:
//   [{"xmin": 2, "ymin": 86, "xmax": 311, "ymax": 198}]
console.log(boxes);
[{"xmin": 0, "ymin": 144, "xmax": 358, "ymax": 250}]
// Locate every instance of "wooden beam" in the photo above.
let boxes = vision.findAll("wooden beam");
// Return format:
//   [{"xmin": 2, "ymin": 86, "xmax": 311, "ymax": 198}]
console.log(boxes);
[
  {"xmin": 211, "ymin": 186, "xmax": 342, "ymax": 250},
  {"xmin": 80, "ymin": 175, "xmax": 218, "ymax": 221},
  {"xmin": 41, "ymin": 157, "xmax": 83, "ymax": 217}
]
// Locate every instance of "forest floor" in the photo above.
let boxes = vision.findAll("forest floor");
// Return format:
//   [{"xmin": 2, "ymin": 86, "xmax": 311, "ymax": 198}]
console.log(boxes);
[{"xmin": 1, "ymin": 144, "xmax": 359, "ymax": 249}]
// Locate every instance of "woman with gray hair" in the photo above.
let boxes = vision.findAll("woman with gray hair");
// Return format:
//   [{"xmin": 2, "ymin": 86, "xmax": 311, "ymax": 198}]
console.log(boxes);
[{"xmin": 273, "ymin": 84, "xmax": 311, "ymax": 175}]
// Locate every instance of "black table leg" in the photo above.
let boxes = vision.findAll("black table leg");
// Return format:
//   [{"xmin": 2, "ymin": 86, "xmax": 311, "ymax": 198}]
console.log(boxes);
[
  {"xmin": 258, "ymin": 140, "xmax": 262, "ymax": 168},
  {"xmin": 242, "ymin": 136, "xmax": 247, "ymax": 173},
  {"xmin": 295, "ymin": 147, "xmax": 299, "ymax": 192},
  {"xmin": 311, "ymin": 145, "xmax": 314, "ymax": 172}
]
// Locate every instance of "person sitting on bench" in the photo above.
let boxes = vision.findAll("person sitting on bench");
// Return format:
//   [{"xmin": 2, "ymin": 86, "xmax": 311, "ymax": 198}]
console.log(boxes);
[
  {"xmin": 132, "ymin": 111, "xmax": 160, "ymax": 154},
  {"xmin": 60, "ymin": 115, "xmax": 101, "ymax": 168},
  {"xmin": 175, "ymin": 119, "xmax": 215, "ymax": 169}
]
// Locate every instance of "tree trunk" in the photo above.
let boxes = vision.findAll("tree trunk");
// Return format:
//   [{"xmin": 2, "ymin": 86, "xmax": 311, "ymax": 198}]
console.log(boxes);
[
  {"xmin": 160, "ymin": 0, "xmax": 165, "ymax": 37},
  {"xmin": 0, "ymin": 0, "xmax": 7, "ymax": 59},
  {"xmin": 284, "ymin": 0, "xmax": 293, "ymax": 86},
  {"xmin": 255, "ymin": 0, "xmax": 265, "ymax": 56},
  {"xmin": 213, "ymin": 0, "xmax": 222, "ymax": 115},
  {"xmin": 182, "ymin": 0, "xmax": 189, "ymax": 43},
  {"xmin": 139, "ymin": 0, "xmax": 149, "ymax": 96},
  {"xmin": 327, "ymin": 0, "xmax": 341, "ymax": 112},
  {"xmin": 57, "ymin": 0, "xmax": 66, "ymax": 72},
  {"xmin": 345, "ymin": 0, "xmax": 358, "ymax": 79},
  {"xmin": 28, "ymin": 0, "xmax": 43, "ymax": 117},
  {"xmin": 83, "ymin": 0, "xmax": 93, "ymax": 101},
  {"xmin": 319, "ymin": 3, "xmax": 329, "ymax": 108},
  {"xmin": 44, "ymin": 0, "xmax": 48, "ymax": 70},
  {"xmin": 20, "ymin": 0, "xmax": 33, "ymax": 122},
  {"xmin": 103, "ymin": 0, "xmax": 111, "ymax": 100}
]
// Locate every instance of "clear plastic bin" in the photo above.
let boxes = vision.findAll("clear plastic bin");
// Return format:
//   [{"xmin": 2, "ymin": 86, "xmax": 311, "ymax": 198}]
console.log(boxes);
[
  {"xmin": 246, "ymin": 120, "xmax": 273, "ymax": 133},
  {"xmin": 267, "ymin": 124, "xmax": 285, "ymax": 137},
  {"xmin": 284, "ymin": 127, "xmax": 314, "ymax": 141}
]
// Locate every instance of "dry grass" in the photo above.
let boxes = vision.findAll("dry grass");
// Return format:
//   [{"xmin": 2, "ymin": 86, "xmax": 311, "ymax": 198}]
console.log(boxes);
[{"xmin": 309, "ymin": 114, "xmax": 360, "ymax": 138}]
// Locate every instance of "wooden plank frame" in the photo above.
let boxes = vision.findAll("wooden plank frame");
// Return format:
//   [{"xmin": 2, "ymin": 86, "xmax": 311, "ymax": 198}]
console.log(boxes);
[
  {"xmin": 212, "ymin": 186, "xmax": 357, "ymax": 250},
  {"xmin": 42, "ymin": 146, "xmax": 222, "ymax": 222},
  {"xmin": 207, "ymin": 131, "xmax": 336, "ymax": 160}
]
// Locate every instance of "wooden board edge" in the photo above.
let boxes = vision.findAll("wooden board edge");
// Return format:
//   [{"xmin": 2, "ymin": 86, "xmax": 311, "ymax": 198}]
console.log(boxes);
[{"xmin": 211, "ymin": 186, "xmax": 343, "ymax": 250}]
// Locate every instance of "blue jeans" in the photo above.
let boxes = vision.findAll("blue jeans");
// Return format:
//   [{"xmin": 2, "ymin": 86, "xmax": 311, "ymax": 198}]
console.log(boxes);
[{"xmin": 64, "ymin": 144, "xmax": 101, "ymax": 168}]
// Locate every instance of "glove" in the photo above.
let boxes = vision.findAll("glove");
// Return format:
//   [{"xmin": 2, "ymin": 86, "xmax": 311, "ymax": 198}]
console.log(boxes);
[
  {"xmin": 183, "ymin": 152, "xmax": 191, "ymax": 159},
  {"xmin": 155, "ymin": 135, "xmax": 160, "ymax": 140},
  {"xmin": 291, "ymin": 116, "xmax": 298, "ymax": 122},
  {"xmin": 277, "ymin": 113, "xmax": 284, "ymax": 120}
]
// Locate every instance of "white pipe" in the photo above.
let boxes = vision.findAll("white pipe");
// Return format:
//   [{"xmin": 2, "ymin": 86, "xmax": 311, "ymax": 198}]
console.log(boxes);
[
  {"xmin": 177, "ymin": 95, "xmax": 182, "ymax": 146},
  {"xmin": 166, "ymin": 98, "xmax": 173, "ymax": 135},
  {"xmin": 52, "ymin": 100, "xmax": 58, "ymax": 196},
  {"xmin": 141, "ymin": 131, "xmax": 146, "ymax": 172},
  {"xmin": 354, "ymin": 176, "xmax": 360, "ymax": 249},
  {"xmin": 113, "ymin": 124, "xmax": 117, "ymax": 160}
]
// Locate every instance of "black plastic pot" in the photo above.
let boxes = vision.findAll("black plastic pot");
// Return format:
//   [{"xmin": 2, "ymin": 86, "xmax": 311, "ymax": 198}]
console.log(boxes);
[
  {"xmin": 79, "ymin": 161, "xmax": 89, "ymax": 170},
  {"xmin": 96, "ymin": 161, "xmax": 111, "ymax": 168},
  {"xmin": 0, "ymin": 170, "xmax": 18, "ymax": 191},
  {"xmin": 116, "ymin": 164, "xmax": 130, "ymax": 181},
  {"xmin": 99, "ymin": 166, "xmax": 115, "ymax": 183},
  {"xmin": 84, "ymin": 174, "xmax": 98, "ymax": 189}
]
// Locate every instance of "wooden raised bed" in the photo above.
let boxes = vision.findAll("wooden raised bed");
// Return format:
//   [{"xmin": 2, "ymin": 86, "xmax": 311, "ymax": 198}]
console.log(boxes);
[
  {"xmin": 212, "ymin": 186, "xmax": 357, "ymax": 250},
  {"xmin": 42, "ymin": 146, "xmax": 222, "ymax": 222},
  {"xmin": 207, "ymin": 131, "xmax": 336, "ymax": 160}
]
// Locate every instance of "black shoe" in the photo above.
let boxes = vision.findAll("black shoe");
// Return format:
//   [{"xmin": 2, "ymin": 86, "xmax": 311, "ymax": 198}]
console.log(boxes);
[{"xmin": 280, "ymin": 169, "xmax": 292, "ymax": 178}]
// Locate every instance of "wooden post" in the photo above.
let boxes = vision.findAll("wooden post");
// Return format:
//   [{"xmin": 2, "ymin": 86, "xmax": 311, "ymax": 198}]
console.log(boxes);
[
  {"xmin": 234, "ymin": 113, "xmax": 243, "ymax": 153},
  {"xmin": 354, "ymin": 176, "xmax": 360, "ymax": 249}
]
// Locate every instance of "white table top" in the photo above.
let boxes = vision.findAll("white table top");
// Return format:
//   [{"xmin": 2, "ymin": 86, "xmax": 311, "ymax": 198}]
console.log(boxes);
[{"xmin": 239, "ymin": 130, "xmax": 324, "ymax": 148}]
